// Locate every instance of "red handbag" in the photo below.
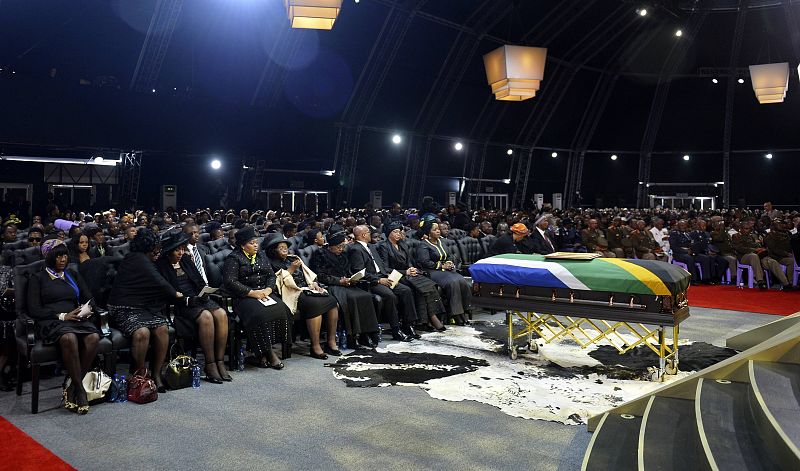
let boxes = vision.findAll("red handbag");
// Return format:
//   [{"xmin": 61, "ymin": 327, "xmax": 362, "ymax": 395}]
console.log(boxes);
[{"xmin": 127, "ymin": 368, "xmax": 158, "ymax": 404}]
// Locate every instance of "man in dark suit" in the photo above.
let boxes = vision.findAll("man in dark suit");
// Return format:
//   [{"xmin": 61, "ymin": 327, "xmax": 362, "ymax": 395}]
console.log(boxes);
[
  {"xmin": 348, "ymin": 225, "xmax": 414, "ymax": 342},
  {"xmin": 183, "ymin": 223, "xmax": 209, "ymax": 285},
  {"xmin": 86, "ymin": 227, "xmax": 108, "ymax": 258},
  {"xmin": 529, "ymin": 214, "xmax": 556, "ymax": 255}
]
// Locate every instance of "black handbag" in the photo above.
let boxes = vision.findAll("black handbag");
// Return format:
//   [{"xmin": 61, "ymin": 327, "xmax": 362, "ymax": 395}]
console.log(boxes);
[{"xmin": 162, "ymin": 343, "xmax": 197, "ymax": 390}]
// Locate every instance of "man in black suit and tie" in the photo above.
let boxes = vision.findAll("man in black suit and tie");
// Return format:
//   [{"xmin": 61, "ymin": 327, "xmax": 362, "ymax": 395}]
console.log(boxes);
[
  {"xmin": 183, "ymin": 223, "xmax": 210, "ymax": 285},
  {"xmin": 529, "ymin": 214, "xmax": 556, "ymax": 255},
  {"xmin": 349, "ymin": 225, "xmax": 414, "ymax": 342}
]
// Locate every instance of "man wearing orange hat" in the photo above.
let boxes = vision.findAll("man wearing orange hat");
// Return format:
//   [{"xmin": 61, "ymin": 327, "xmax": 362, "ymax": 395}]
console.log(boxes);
[{"xmin": 487, "ymin": 223, "xmax": 534, "ymax": 257}]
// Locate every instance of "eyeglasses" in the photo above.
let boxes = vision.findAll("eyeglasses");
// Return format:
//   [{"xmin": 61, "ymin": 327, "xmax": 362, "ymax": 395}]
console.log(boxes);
[{"xmin": 28, "ymin": 237, "xmax": 42, "ymax": 242}]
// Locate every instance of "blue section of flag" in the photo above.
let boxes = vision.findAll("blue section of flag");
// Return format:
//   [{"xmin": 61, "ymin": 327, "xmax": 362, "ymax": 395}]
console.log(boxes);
[{"xmin": 469, "ymin": 264, "xmax": 569, "ymax": 289}]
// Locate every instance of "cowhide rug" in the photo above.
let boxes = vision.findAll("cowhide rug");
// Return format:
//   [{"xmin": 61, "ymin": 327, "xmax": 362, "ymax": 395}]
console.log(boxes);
[{"xmin": 331, "ymin": 320, "xmax": 737, "ymax": 425}]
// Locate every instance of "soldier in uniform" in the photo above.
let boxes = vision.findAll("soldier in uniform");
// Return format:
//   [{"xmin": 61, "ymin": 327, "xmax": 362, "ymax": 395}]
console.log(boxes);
[
  {"xmin": 764, "ymin": 220, "xmax": 795, "ymax": 287},
  {"xmin": 669, "ymin": 220, "xmax": 712, "ymax": 285},
  {"xmin": 690, "ymin": 219, "xmax": 728, "ymax": 282},
  {"xmin": 732, "ymin": 222, "xmax": 794, "ymax": 290},
  {"xmin": 710, "ymin": 220, "xmax": 737, "ymax": 285},
  {"xmin": 606, "ymin": 217, "xmax": 627, "ymax": 258},
  {"xmin": 581, "ymin": 219, "xmax": 615, "ymax": 258},
  {"xmin": 630, "ymin": 219, "xmax": 661, "ymax": 261},
  {"xmin": 557, "ymin": 218, "xmax": 584, "ymax": 252}
]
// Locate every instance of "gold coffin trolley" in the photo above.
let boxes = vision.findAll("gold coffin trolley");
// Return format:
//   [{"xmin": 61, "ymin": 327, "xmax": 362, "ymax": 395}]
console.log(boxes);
[{"xmin": 472, "ymin": 284, "xmax": 690, "ymax": 381}]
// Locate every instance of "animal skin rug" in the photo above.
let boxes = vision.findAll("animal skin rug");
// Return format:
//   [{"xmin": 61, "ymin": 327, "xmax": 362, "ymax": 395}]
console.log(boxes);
[{"xmin": 331, "ymin": 321, "xmax": 736, "ymax": 425}]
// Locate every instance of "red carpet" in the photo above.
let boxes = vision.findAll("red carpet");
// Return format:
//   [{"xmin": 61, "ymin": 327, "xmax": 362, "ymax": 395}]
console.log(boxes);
[
  {"xmin": 0, "ymin": 417, "xmax": 74, "ymax": 470},
  {"xmin": 688, "ymin": 285, "xmax": 800, "ymax": 316}
]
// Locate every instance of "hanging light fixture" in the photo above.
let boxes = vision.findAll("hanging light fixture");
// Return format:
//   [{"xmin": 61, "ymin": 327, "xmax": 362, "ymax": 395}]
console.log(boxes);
[
  {"xmin": 285, "ymin": 0, "xmax": 342, "ymax": 30},
  {"xmin": 483, "ymin": 46, "xmax": 547, "ymax": 101},
  {"xmin": 748, "ymin": 62, "xmax": 789, "ymax": 104}
]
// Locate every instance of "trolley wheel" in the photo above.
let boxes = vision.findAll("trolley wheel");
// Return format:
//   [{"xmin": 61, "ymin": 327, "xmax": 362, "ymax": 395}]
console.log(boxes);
[
  {"xmin": 528, "ymin": 340, "xmax": 539, "ymax": 353},
  {"xmin": 666, "ymin": 363, "xmax": 678, "ymax": 375},
  {"xmin": 509, "ymin": 345, "xmax": 518, "ymax": 360},
  {"xmin": 647, "ymin": 366, "xmax": 660, "ymax": 382}
]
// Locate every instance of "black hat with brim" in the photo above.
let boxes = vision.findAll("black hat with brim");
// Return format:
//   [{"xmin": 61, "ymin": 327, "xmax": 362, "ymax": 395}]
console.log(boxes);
[
  {"xmin": 235, "ymin": 226, "xmax": 258, "ymax": 246},
  {"xmin": 160, "ymin": 231, "xmax": 191, "ymax": 254}
]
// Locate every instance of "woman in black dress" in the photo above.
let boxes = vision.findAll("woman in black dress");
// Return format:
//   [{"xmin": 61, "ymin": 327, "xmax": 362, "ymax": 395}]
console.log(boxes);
[
  {"xmin": 108, "ymin": 228, "xmax": 182, "ymax": 392},
  {"xmin": 377, "ymin": 221, "xmax": 446, "ymax": 332},
  {"xmin": 66, "ymin": 233, "xmax": 91, "ymax": 264},
  {"xmin": 222, "ymin": 226, "xmax": 292, "ymax": 369},
  {"xmin": 28, "ymin": 239, "xmax": 100, "ymax": 414},
  {"xmin": 415, "ymin": 220, "xmax": 472, "ymax": 325},
  {"xmin": 310, "ymin": 230, "xmax": 381, "ymax": 348},
  {"xmin": 156, "ymin": 231, "xmax": 230, "ymax": 383},
  {"xmin": 264, "ymin": 234, "xmax": 340, "ymax": 359}
]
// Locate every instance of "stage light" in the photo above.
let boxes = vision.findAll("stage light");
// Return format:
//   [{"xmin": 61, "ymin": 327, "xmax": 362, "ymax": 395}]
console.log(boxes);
[
  {"xmin": 712, "ymin": 78, "xmax": 718, "ymax": 84},
  {"xmin": 285, "ymin": 0, "xmax": 342, "ymax": 30},
  {"xmin": 392, "ymin": 134, "xmax": 402, "ymax": 145},
  {"xmin": 483, "ymin": 45, "xmax": 547, "ymax": 101},
  {"xmin": 766, "ymin": 153, "xmax": 773, "ymax": 159},
  {"xmin": 321, "ymin": 170, "xmax": 335, "ymax": 176},
  {"xmin": 94, "ymin": 156, "xmax": 104, "ymax": 164},
  {"xmin": 454, "ymin": 142, "xmax": 464, "ymax": 151},
  {"xmin": 737, "ymin": 78, "xmax": 744, "ymax": 84},
  {"xmin": 675, "ymin": 29, "xmax": 683, "ymax": 37},
  {"xmin": 749, "ymin": 62, "xmax": 789, "ymax": 104},
  {"xmin": 637, "ymin": 8, "xmax": 648, "ymax": 16},
  {"xmin": 151, "ymin": 89, "xmax": 156, "ymax": 93},
  {"xmin": 354, "ymin": 0, "xmax": 359, "ymax": 3},
  {"xmin": 714, "ymin": 183, "xmax": 718, "ymax": 188},
  {"xmin": 211, "ymin": 159, "xmax": 221, "ymax": 170},
  {"xmin": 507, "ymin": 149, "xmax": 513, "ymax": 155},
  {"xmin": 551, "ymin": 152, "xmax": 558, "ymax": 158},
  {"xmin": 682, "ymin": 154, "xmax": 690, "ymax": 161},
  {"xmin": 611, "ymin": 154, "xmax": 618, "ymax": 161},
  {"xmin": 503, "ymin": 179, "xmax": 511, "ymax": 184}
]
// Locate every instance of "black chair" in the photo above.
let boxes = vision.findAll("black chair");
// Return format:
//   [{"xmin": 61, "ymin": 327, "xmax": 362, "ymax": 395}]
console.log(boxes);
[
  {"xmin": 109, "ymin": 243, "xmax": 130, "ymax": 258},
  {"xmin": 456, "ymin": 237, "xmax": 484, "ymax": 270},
  {"xmin": 297, "ymin": 245, "xmax": 320, "ymax": 267},
  {"xmin": 203, "ymin": 249, "xmax": 241, "ymax": 368},
  {"xmin": 449, "ymin": 229, "xmax": 467, "ymax": 240},
  {"xmin": 199, "ymin": 233, "xmax": 211, "ymax": 245},
  {"xmin": 14, "ymin": 261, "xmax": 113, "ymax": 413},
  {"xmin": 4, "ymin": 240, "xmax": 28, "ymax": 252},
  {"xmin": 480, "ymin": 235, "xmax": 496, "ymax": 257},
  {"xmin": 14, "ymin": 247, "xmax": 43, "ymax": 267},
  {"xmin": 440, "ymin": 238, "xmax": 462, "ymax": 270},
  {"xmin": 206, "ymin": 238, "xmax": 228, "ymax": 255},
  {"xmin": 106, "ymin": 237, "xmax": 126, "ymax": 247}
]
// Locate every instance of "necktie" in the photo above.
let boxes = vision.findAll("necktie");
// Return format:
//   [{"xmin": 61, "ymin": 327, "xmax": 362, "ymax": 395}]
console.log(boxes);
[
  {"xmin": 544, "ymin": 233, "xmax": 554, "ymax": 251},
  {"xmin": 191, "ymin": 246, "xmax": 207, "ymax": 282}
]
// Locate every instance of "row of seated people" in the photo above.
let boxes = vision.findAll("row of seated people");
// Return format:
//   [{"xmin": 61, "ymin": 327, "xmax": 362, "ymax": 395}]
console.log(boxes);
[{"xmin": 17, "ymin": 219, "xmax": 472, "ymax": 415}]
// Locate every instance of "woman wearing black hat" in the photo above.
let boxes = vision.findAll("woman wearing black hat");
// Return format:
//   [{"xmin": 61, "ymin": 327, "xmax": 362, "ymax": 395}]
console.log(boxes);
[
  {"xmin": 415, "ymin": 219, "xmax": 472, "ymax": 325},
  {"xmin": 222, "ymin": 226, "xmax": 292, "ymax": 369},
  {"xmin": 309, "ymin": 230, "xmax": 381, "ymax": 348},
  {"xmin": 108, "ymin": 228, "xmax": 181, "ymax": 392},
  {"xmin": 264, "ymin": 234, "xmax": 340, "ymax": 359},
  {"xmin": 156, "ymin": 231, "xmax": 230, "ymax": 383},
  {"xmin": 377, "ymin": 221, "xmax": 445, "ymax": 333}
]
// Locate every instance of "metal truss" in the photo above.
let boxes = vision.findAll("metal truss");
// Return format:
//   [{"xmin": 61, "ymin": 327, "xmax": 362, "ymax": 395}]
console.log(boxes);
[
  {"xmin": 722, "ymin": 2, "xmax": 748, "ymax": 208},
  {"xmin": 118, "ymin": 151, "xmax": 143, "ymax": 210},
  {"xmin": 636, "ymin": 10, "xmax": 709, "ymax": 207},
  {"xmin": 129, "ymin": 0, "xmax": 183, "ymax": 92}
]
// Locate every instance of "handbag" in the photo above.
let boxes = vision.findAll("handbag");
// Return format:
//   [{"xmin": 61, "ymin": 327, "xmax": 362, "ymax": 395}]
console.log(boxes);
[
  {"xmin": 127, "ymin": 368, "xmax": 158, "ymax": 404},
  {"xmin": 162, "ymin": 343, "xmax": 197, "ymax": 390},
  {"xmin": 65, "ymin": 369, "xmax": 112, "ymax": 404}
]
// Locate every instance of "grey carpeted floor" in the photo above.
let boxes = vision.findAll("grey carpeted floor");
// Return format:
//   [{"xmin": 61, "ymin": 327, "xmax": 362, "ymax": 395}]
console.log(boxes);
[{"xmin": 0, "ymin": 307, "xmax": 781, "ymax": 470}]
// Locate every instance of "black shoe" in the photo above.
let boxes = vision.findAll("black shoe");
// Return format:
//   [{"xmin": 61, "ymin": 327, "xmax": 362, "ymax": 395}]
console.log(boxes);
[
  {"xmin": 309, "ymin": 350, "xmax": 328, "ymax": 360},
  {"xmin": 403, "ymin": 325, "xmax": 421, "ymax": 339},
  {"xmin": 323, "ymin": 344, "xmax": 342, "ymax": 356},
  {"xmin": 216, "ymin": 361, "xmax": 233, "ymax": 382},
  {"xmin": 391, "ymin": 327, "xmax": 412, "ymax": 342},
  {"xmin": 370, "ymin": 331, "xmax": 382, "ymax": 346},
  {"xmin": 269, "ymin": 362, "xmax": 285, "ymax": 370},
  {"xmin": 757, "ymin": 281, "xmax": 768, "ymax": 289},
  {"xmin": 782, "ymin": 284, "xmax": 796, "ymax": 291},
  {"xmin": 359, "ymin": 334, "xmax": 376, "ymax": 349},
  {"xmin": 436, "ymin": 325, "xmax": 447, "ymax": 332},
  {"xmin": 416, "ymin": 324, "xmax": 434, "ymax": 332}
]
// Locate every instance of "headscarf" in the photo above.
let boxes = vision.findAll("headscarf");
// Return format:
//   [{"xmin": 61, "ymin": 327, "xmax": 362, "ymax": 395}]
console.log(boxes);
[
  {"xmin": 41, "ymin": 239, "xmax": 64, "ymax": 257},
  {"xmin": 325, "ymin": 231, "xmax": 346, "ymax": 246},
  {"xmin": 384, "ymin": 221, "xmax": 404, "ymax": 237}
]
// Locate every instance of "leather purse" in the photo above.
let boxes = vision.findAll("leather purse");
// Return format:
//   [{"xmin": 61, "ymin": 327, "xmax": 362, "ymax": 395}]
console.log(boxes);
[
  {"xmin": 65, "ymin": 369, "xmax": 112, "ymax": 403},
  {"xmin": 162, "ymin": 343, "xmax": 197, "ymax": 390},
  {"xmin": 127, "ymin": 368, "xmax": 158, "ymax": 404}
]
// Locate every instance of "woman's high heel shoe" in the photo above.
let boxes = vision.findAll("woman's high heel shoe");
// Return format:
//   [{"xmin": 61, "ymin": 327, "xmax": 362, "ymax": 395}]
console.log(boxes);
[
  {"xmin": 204, "ymin": 361, "xmax": 224, "ymax": 384},
  {"xmin": 216, "ymin": 360, "xmax": 233, "ymax": 382},
  {"xmin": 62, "ymin": 388, "xmax": 78, "ymax": 412}
]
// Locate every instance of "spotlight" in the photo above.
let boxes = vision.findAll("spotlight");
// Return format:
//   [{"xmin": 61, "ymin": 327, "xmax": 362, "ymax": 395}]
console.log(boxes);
[
  {"xmin": 714, "ymin": 183, "xmax": 718, "ymax": 188},
  {"xmin": 211, "ymin": 159, "xmax": 221, "ymax": 170},
  {"xmin": 611, "ymin": 154, "xmax": 618, "ymax": 161},
  {"xmin": 551, "ymin": 152, "xmax": 558, "ymax": 158},
  {"xmin": 151, "ymin": 88, "xmax": 156, "ymax": 93},
  {"xmin": 392, "ymin": 134, "xmax": 402, "ymax": 145},
  {"xmin": 354, "ymin": 0, "xmax": 359, "ymax": 3},
  {"xmin": 638, "ymin": 8, "xmax": 648, "ymax": 16},
  {"xmin": 94, "ymin": 156, "xmax": 104, "ymax": 164},
  {"xmin": 507, "ymin": 149, "xmax": 513, "ymax": 155},
  {"xmin": 682, "ymin": 154, "xmax": 690, "ymax": 161},
  {"xmin": 454, "ymin": 142, "xmax": 464, "ymax": 151},
  {"xmin": 712, "ymin": 78, "xmax": 718, "ymax": 84},
  {"xmin": 737, "ymin": 78, "xmax": 744, "ymax": 84},
  {"xmin": 503, "ymin": 179, "xmax": 511, "ymax": 184},
  {"xmin": 766, "ymin": 153, "xmax": 773, "ymax": 159},
  {"xmin": 675, "ymin": 29, "xmax": 683, "ymax": 37}
]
